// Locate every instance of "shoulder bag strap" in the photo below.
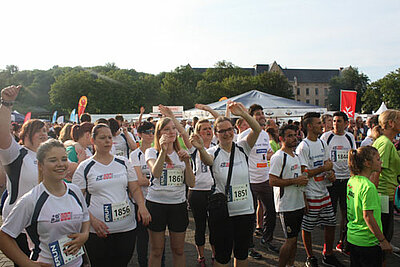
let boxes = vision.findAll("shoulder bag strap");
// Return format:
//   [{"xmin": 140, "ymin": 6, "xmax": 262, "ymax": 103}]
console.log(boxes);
[{"xmin": 225, "ymin": 142, "xmax": 236, "ymax": 195}]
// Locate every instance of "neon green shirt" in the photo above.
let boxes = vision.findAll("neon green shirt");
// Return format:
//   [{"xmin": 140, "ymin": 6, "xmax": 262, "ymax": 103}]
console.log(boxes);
[
  {"xmin": 269, "ymin": 140, "xmax": 280, "ymax": 153},
  {"xmin": 347, "ymin": 175, "xmax": 382, "ymax": 247},
  {"xmin": 373, "ymin": 135, "xmax": 400, "ymax": 200}
]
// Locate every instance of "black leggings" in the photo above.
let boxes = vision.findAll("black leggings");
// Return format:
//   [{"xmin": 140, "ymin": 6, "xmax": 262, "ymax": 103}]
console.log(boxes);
[
  {"xmin": 86, "ymin": 229, "xmax": 136, "ymax": 267},
  {"xmin": 348, "ymin": 242, "xmax": 382, "ymax": 267},
  {"xmin": 188, "ymin": 190, "xmax": 215, "ymax": 247},
  {"xmin": 210, "ymin": 214, "xmax": 253, "ymax": 264}
]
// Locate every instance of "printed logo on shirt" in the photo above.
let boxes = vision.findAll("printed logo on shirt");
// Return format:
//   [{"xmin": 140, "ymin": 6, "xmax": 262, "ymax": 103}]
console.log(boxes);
[
  {"xmin": 220, "ymin": 161, "xmax": 243, "ymax": 168},
  {"xmin": 313, "ymin": 160, "xmax": 323, "ymax": 167},
  {"xmin": 51, "ymin": 212, "xmax": 72, "ymax": 223},
  {"xmin": 256, "ymin": 149, "xmax": 268, "ymax": 154},
  {"xmin": 96, "ymin": 173, "xmax": 113, "ymax": 181},
  {"xmin": 291, "ymin": 164, "xmax": 299, "ymax": 171}
]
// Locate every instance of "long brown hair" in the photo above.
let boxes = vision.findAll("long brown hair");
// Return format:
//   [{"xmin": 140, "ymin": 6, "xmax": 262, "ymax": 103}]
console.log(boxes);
[{"xmin": 154, "ymin": 117, "xmax": 181, "ymax": 163}]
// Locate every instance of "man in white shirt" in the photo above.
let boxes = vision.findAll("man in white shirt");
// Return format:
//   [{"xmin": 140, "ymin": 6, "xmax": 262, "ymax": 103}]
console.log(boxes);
[
  {"xmin": 296, "ymin": 112, "xmax": 344, "ymax": 267},
  {"xmin": 237, "ymin": 104, "xmax": 278, "ymax": 257},
  {"xmin": 321, "ymin": 111, "xmax": 356, "ymax": 255},
  {"xmin": 269, "ymin": 124, "xmax": 308, "ymax": 267}
]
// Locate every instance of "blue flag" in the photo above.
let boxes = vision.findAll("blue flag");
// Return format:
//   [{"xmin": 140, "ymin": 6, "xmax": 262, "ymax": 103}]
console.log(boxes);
[
  {"xmin": 52, "ymin": 111, "xmax": 58, "ymax": 124},
  {"xmin": 70, "ymin": 109, "xmax": 76, "ymax": 122}
]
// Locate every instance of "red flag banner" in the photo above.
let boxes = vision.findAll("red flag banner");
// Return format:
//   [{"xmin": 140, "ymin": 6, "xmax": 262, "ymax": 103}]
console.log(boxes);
[
  {"xmin": 78, "ymin": 96, "xmax": 88, "ymax": 119},
  {"xmin": 24, "ymin": 112, "xmax": 31, "ymax": 123},
  {"xmin": 340, "ymin": 90, "xmax": 357, "ymax": 118}
]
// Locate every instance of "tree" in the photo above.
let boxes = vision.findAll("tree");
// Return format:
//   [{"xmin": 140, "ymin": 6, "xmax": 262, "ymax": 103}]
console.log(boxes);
[
  {"xmin": 161, "ymin": 65, "xmax": 202, "ymax": 109},
  {"xmin": 362, "ymin": 68, "xmax": 400, "ymax": 112},
  {"xmin": 328, "ymin": 67, "xmax": 369, "ymax": 111},
  {"xmin": 255, "ymin": 72, "xmax": 293, "ymax": 99}
]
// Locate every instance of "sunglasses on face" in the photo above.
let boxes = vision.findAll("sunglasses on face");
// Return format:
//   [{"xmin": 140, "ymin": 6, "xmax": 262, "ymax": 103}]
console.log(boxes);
[
  {"xmin": 216, "ymin": 127, "xmax": 234, "ymax": 134},
  {"xmin": 142, "ymin": 130, "xmax": 155, "ymax": 135}
]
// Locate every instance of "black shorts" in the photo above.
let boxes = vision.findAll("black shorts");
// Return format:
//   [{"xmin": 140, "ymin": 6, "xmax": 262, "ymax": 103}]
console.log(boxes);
[
  {"xmin": 279, "ymin": 208, "xmax": 304, "ymax": 239},
  {"xmin": 146, "ymin": 200, "xmax": 189, "ymax": 232}
]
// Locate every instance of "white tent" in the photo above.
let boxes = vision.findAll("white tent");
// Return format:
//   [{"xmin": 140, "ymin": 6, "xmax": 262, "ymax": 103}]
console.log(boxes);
[
  {"xmin": 184, "ymin": 90, "xmax": 327, "ymax": 119},
  {"xmin": 373, "ymin": 102, "xmax": 388, "ymax": 115}
]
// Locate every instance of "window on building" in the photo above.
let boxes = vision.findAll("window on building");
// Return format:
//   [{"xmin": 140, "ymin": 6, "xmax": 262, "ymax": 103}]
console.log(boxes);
[
  {"xmin": 324, "ymin": 98, "xmax": 329, "ymax": 107},
  {"xmin": 315, "ymin": 88, "xmax": 319, "ymax": 95},
  {"xmin": 324, "ymin": 88, "xmax": 328, "ymax": 96},
  {"xmin": 315, "ymin": 99, "xmax": 319, "ymax": 106},
  {"xmin": 297, "ymin": 87, "xmax": 300, "ymax": 95},
  {"xmin": 306, "ymin": 88, "xmax": 309, "ymax": 95},
  {"xmin": 306, "ymin": 99, "xmax": 310, "ymax": 104}
]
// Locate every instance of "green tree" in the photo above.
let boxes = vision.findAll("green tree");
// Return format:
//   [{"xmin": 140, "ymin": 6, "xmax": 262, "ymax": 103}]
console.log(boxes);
[
  {"xmin": 255, "ymin": 71, "xmax": 293, "ymax": 99},
  {"xmin": 328, "ymin": 67, "xmax": 369, "ymax": 111},
  {"xmin": 362, "ymin": 68, "xmax": 400, "ymax": 112},
  {"xmin": 161, "ymin": 65, "xmax": 202, "ymax": 109}
]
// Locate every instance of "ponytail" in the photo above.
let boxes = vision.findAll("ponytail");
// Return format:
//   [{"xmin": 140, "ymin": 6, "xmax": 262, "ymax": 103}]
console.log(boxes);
[{"xmin": 348, "ymin": 146, "xmax": 378, "ymax": 175}]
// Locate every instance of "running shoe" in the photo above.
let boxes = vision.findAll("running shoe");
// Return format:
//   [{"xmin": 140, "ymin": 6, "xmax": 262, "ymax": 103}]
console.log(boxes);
[
  {"xmin": 197, "ymin": 257, "xmax": 206, "ymax": 267},
  {"xmin": 322, "ymin": 254, "xmax": 345, "ymax": 267},
  {"xmin": 260, "ymin": 238, "xmax": 280, "ymax": 254},
  {"xmin": 335, "ymin": 242, "xmax": 350, "ymax": 256},
  {"xmin": 248, "ymin": 248, "xmax": 262, "ymax": 260},
  {"xmin": 305, "ymin": 256, "xmax": 319, "ymax": 267}
]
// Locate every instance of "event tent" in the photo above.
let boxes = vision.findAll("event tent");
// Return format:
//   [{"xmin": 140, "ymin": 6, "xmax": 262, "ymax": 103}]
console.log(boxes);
[
  {"xmin": 373, "ymin": 102, "xmax": 388, "ymax": 115},
  {"xmin": 184, "ymin": 90, "xmax": 327, "ymax": 119}
]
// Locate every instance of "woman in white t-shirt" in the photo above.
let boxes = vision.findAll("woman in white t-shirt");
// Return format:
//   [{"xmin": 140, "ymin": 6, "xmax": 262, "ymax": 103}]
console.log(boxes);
[
  {"xmin": 0, "ymin": 85, "xmax": 49, "ymax": 262},
  {"xmin": 0, "ymin": 139, "xmax": 90, "ymax": 267},
  {"xmin": 72, "ymin": 123, "xmax": 151, "ymax": 267},
  {"xmin": 145, "ymin": 115, "xmax": 195, "ymax": 267},
  {"xmin": 190, "ymin": 102, "xmax": 261, "ymax": 267}
]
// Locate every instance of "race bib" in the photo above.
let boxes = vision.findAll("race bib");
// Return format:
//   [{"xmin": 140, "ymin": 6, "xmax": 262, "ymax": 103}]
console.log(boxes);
[
  {"xmin": 160, "ymin": 168, "xmax": 184, "ymax": 186},
  {"xmin": 332, "ymin": 150, "xmax": 348, "ymax": 163},
  {"xmin": 103, "ymin": 201, "xmax": 131, "ymax": 222},
  {"xmin": 49, "ymin": 236, "xmax": 84, "ymax": 267},
  {"xmin": 227, "ymin": 184, "xmax": 248, "ymax": 202}
]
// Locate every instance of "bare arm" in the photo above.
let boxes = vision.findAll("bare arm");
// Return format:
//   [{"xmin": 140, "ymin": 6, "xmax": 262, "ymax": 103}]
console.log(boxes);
[
  {"xmin": 122, "ymin": 128, "xmax": 137, "ymax": 151},
  {"xmin": 128, "ymin": 181, "xmax": 151, "ymax": 225},
  {"xmin": 300, "ymin": 160, "xmax": 332, "ymax": 178},
  {"xmin": 177, "ymin": 150, "xmax": 195, "ymax": 188},
  {"xmin": 138, "ymin": 106, "xmax": 145, "ymax": 124},
  {"xmin": 0, "ymin": 231, "xmax": 43, "ymax": 266},
  {"xmin": 269, "ymin": 173, "xmax": 308, "ymax": 187},
  {"xmin": 134, "ymin": 166, "xmax": 150, "ymax": 186},
  {"xmin": 228, "ymin": 102, "xmax": 261, "ymax": 148},
  {"xmin": 0, "ymin": 85, "xmax": 21, "ymax": 149},
  {"xmin": 147, "ymin": 149, "xmax": 167, "ymax": 178},
  {"xmin": 189, "ymin": 134, "xmax": 214, "ymax": 166},
  {"xmin": 363, "ymin": 210, "xmax": 392, "ymax": 252},
  {"xmin": 195, "ymin": 103, "xmax": 220, "ymax": 119}
]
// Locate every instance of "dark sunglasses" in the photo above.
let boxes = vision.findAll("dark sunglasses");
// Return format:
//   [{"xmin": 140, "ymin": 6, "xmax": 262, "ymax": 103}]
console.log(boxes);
[
  {"xmin": 216, "ymin": 127, "xmax": 234, "ymax": 134},
  {"xmin": 142, "ymin": 129, "xmax": 155, "ymax": 134}
]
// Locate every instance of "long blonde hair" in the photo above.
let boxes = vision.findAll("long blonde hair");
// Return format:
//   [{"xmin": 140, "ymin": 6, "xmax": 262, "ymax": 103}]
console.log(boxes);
[
  {"xmin": 37, "ymin": 139, "xmax": 66, "ymax": 183},
  {"xmin": 154, "ymin": 117, "xmax": 181, "ymax": 163}
]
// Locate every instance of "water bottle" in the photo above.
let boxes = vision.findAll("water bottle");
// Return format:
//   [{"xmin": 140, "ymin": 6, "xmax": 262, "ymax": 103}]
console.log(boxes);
[{"xmin": 299, "ymin": 169, "xmax": 309, "ymax": 192}]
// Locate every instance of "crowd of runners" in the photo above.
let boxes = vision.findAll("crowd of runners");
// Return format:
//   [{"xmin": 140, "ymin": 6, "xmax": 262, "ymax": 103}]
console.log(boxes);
[{"xmin": 0, "ymin": 85, "xmax": 399, "ymax": 267}]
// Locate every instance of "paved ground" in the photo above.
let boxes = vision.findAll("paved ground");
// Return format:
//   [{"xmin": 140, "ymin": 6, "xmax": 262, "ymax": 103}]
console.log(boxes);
[{"xmin": 1, "ymin": 213, "xmax": 400, "ymax": 266}]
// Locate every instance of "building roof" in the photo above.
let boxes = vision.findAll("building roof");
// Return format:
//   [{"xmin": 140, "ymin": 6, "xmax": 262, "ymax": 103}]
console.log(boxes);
[{"xmin": 281, "ymin": 69, "xmax": 340, "ymax": 83}]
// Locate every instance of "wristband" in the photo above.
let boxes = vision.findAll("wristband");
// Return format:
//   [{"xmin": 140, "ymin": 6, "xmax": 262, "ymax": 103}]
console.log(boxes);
[{"xmin": 1, "ymin": 98, "xmax": 15, "ymax": 107}]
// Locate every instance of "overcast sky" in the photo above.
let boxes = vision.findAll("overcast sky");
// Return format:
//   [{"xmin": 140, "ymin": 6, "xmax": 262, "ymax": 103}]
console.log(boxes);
[{"xmin": 1, "ymin": 0, "xmax": 399, "ymax": 82}]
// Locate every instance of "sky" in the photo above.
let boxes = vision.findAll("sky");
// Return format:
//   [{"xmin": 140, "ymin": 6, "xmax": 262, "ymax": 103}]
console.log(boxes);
[{"xmin": 1, "ymin": 0, "xmax": 399, "ymax": 82}]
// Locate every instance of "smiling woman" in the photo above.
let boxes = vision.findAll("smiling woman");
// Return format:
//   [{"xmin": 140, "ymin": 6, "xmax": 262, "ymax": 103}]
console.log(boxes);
[{"xmin": 0, "ymin": 139, "xmax": 90, "ymax": 266}]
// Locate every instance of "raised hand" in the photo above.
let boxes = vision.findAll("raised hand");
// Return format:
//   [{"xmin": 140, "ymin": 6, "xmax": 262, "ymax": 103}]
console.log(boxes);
[
  {"xmin": 190, "ymin": 134, "xmax": 204, "ymax": 149},
  {"xmin": 1, "ymin": 85, "xmax": 22, "ymax": 101},
  {"xmin": 159, "ymin": 134, "xmax": 169, "ymax": 151},
  {"xmin": 159, "ymin": 104, "xmax": 174, "ymax": 118},
  {"xmin": 227, "ymin": 101, "xmax": 246, "ymax": 117},
  {"xmin": 177, "ymin": 149, "xmax": 190, "ymax": 162}
]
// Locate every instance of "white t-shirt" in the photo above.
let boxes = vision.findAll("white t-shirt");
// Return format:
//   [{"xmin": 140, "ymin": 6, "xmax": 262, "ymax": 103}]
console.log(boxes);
[
  {"xmin": 361, "ymin": 136, "xmax": 374, "ymax": 147},
  {"xmin": 321, "ymin": 131, "xmax": 356, "ymax": 180},
  {"xmin": 0, "ymin": 138, "xmax": 38, "ymax": 219},
  {"xmin": 188, "ymin": 145, "xmax": 215, "ymax": 191},
  {"xmin": 129, "ymin": 148, "xmax": 150, "ymax": 201},
  {"xmin": 270, "ymin": 150, "xmax": 305, "ymax": 212},
  {"xmin": 295, "ymin": 138, "xmax": 330, "ymax": 199},
  {"xmin": 237, "ymin": 129, "xmax": 272, "ymax": 183},
  {"xmin": 145, "ymin": 148, "xmax": 187, "ymax": 204},
  {"xmin": 72, "ymin": 156, "xmax": 137, "ymax": 234},
  {"xmin": 1, "ymin": 183, "xmax": 89, "ymax": 266},
  {"xmin": 111, "ymin": 132, "xmax": 135, "ymax": 158},
  {"xmin": 207, "ymin": 140, "xmax": 254, "ymax": 217}
]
